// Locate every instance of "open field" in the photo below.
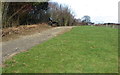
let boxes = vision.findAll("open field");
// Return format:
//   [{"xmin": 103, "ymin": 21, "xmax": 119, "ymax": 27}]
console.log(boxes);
[{"xmin": 2, "ymin": 26, "xmax": 118, "ymax": 73}]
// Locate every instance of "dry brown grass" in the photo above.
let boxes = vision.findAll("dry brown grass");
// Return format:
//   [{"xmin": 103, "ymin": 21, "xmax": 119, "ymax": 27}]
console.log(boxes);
[{"xmin": 2, "ymin": 24, "xmax": 52, "ymax": 42}]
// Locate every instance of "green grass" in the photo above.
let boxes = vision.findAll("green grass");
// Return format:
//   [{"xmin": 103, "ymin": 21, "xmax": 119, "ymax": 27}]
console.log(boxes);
[{"xmin": 3, "ymin": 26, "xmax": 118, "ymax": 73}]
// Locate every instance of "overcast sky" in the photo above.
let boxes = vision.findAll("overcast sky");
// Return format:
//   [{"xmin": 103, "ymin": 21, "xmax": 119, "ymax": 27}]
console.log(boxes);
[{"xmin": 50, "ymin": 0, "xmax": 119, "ymax": 23}]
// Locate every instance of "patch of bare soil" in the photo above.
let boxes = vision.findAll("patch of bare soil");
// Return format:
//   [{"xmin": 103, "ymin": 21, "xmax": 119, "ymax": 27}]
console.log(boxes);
[
  {"xmin": 56, "ymin": 27, "xmax": 73, "ymax": 36},
  {"xmin": 2, "ymin": 23, "xmax": 52, "ymax": 42}
]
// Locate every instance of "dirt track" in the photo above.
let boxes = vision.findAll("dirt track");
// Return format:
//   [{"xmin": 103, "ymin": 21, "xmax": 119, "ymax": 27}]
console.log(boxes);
[{"xmin": 2, "ymin": 26, "xmax": 74, "ymax": 62}]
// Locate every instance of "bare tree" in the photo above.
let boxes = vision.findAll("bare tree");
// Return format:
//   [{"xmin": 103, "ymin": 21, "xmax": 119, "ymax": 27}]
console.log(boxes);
[
  {"xmin": 48, "ymin": 2, "xmax": 75, "ymax": 26},
  {"xmin": 2, "ymin": 2, "xmax": 50, "ymax": 28}
]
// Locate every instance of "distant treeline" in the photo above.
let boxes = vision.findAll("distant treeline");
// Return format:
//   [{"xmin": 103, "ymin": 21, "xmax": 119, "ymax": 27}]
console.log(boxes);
[
  {"xmin": 1, "ymin": 1, "xmax": 79, "ymax": 28},
  {"xmin": 95, "ymin": 23, "xmax": 120, "ymax": 26}
]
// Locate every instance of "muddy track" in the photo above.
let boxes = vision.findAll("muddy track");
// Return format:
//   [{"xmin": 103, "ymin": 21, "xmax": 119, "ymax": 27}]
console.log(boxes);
[{"xmin": 2, "ymin": 26, "xmax": 74, "ymax": 62}]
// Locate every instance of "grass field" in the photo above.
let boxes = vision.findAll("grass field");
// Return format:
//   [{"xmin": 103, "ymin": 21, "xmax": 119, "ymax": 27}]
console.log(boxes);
[{"xmin": 3, "ymin": 26, "xmax": 118, "ymax": 73}]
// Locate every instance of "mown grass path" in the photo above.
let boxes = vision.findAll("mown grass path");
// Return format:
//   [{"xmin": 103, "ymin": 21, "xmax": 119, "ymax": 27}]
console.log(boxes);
[{"xmin": 3, "ymin": 26, "xmax": 118, "ymax": 73}]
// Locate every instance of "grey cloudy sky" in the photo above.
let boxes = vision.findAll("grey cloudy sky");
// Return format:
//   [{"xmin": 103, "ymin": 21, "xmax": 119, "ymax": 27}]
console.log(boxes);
[{"xmin": 51, "ymin": 0, "xmax": 119, "ymax": 23}]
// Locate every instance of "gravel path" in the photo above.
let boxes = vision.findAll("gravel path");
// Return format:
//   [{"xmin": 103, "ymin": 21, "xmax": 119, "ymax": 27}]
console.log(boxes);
[{"xmin": 2, "ymin": 26, "xmax": 74, "ymax": 62}]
